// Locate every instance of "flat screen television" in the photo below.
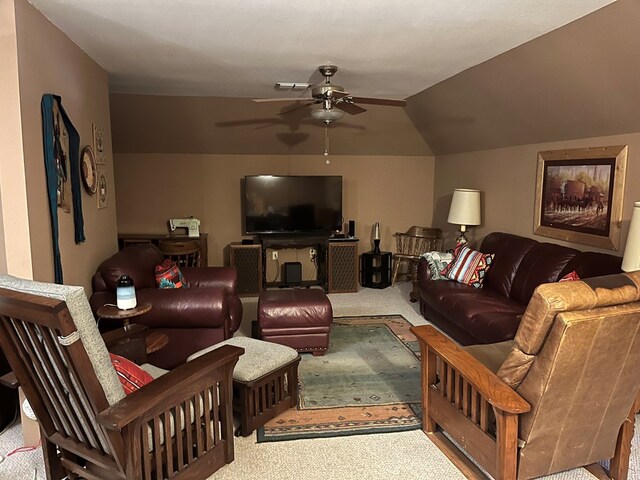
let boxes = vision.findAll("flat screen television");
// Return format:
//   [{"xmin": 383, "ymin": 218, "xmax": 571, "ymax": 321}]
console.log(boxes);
[{"xmin": 244, "ymin": 175, "xmax": 343, "ymax": 234}]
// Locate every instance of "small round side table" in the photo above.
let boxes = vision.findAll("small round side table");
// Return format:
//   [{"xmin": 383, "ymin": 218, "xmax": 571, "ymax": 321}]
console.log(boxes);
[{"xmin": 97, "ymin": 303, "xmax": 152, "ymax": 331}]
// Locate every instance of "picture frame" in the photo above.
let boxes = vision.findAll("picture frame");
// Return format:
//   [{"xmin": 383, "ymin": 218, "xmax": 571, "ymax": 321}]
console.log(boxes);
[
  {"xmin": 92, "ymin": 123, "xmax": 106, "ymax": 165},
  {"xmin": 96, "ymin": 168, "xmax": 108, "ymax": 209},
  {"xmin": 533, "ymin": 145, "xmax": 628, "ymax": 250}
]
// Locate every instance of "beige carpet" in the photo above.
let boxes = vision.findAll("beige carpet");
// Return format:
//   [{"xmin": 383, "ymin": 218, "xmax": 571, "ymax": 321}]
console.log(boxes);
[{"xmin": 1, "ymin": 283, "xmax": 639, "ymax": 479}]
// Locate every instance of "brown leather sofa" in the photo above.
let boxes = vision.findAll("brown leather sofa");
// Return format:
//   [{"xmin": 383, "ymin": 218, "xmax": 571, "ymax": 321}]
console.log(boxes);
[
  {"xmin": 90, "ymin": 244, "xmax": 243, "ymax": 368},
  {"xmin": 416, "ymin": 232, "xmax": 622, "ymax": 345}
]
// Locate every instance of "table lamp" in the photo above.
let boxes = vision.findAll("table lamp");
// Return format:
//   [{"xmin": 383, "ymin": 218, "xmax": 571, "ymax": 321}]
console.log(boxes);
[
  {"xmin": 447, "ymin": 188, "xmax": 481, "ymax": 245},
  {"xmin": 622, "ymin": 201, "xmax": 640, "ymax": 272}
]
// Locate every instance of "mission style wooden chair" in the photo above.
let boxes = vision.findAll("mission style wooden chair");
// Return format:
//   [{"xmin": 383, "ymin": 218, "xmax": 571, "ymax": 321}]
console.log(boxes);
[
  {"xmin": 0, "ymin": 275, "xmax": 242, "ymax": 480},
  {"xmin": 411, "ymin": 271, "xmax": 640, "ymax": 480}
]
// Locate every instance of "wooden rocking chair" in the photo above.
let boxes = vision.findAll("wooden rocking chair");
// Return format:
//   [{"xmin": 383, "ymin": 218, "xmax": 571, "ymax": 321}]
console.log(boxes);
[
  {"xmin": 0, "ymin": 274, "xmax": 242, "ymax": 480},
  {"xmin": 411, "ymin": 272, "xmax": 640, "ymax": 480}
]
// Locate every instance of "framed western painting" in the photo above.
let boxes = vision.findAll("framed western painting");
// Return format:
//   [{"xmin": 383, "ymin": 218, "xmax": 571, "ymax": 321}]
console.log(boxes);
[{"xmin": 534, "ymin": 145, "xmax": 627, "ymax": 250}]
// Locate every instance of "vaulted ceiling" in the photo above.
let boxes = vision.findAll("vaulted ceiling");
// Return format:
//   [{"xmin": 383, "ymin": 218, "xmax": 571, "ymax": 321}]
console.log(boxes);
[{"xmin": 29, "ymin": 0, "xmax": 637, "ymax": 156}]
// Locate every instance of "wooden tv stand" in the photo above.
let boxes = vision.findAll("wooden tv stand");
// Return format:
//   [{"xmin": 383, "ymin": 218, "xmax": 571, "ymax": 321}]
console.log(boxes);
[{"xmin": 255, "ymin": 234, "xmax": 358, "ymax": 293}]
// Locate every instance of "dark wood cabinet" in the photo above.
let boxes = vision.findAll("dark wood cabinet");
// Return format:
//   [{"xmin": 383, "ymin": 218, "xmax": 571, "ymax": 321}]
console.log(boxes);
[
  {"xmin": 226, "ymin": 236, "xmax": 358, "ymax": 294},
  {"xmin": 360, "ymin": 251, "xmax": 392, "ymax": 289}
]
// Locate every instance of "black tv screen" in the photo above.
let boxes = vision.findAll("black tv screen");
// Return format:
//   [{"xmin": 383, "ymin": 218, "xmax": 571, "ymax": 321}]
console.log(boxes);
[{"xmin": 244, "ymin": 175, "xmax": 343, "ymax": 234}]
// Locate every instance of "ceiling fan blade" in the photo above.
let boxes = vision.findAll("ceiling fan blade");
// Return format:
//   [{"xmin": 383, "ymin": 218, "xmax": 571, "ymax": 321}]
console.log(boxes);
[
  {"xmin": 252, "ymin": 98, "xmax": 313, "ymax": 103},
  {"xmin": 335, "ymin": 101, "xmax": 367, "ymax": 115},
  {"xmin": 277, "ymin": 101, "xmax": 317, "ymax": 115},
  {"xmin": 348, "ymin": 96, "xmax": 407, "ymax": 107},
  {"xmin": 327, "ymin": 90, "xmax": 350, "ymax": 99}
]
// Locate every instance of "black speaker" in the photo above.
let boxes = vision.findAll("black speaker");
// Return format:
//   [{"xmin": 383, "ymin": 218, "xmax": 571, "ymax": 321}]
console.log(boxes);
[
  {"xmin": 348, "ymin": 220, "xmax": 355, "ymax": 237},
  {"xmin": 284, "ymin": 262, "xmax": 302, "ymax": 285},
  {"xmin": 230, "ymin": 244, "xmax": 262, "ymax": 296}
]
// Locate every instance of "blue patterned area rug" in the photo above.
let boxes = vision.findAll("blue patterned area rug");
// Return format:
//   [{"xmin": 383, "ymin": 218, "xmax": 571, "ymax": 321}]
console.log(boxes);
[{"xmin": 257, "ymin": 315, "xmax": 422, "ymax": 442}]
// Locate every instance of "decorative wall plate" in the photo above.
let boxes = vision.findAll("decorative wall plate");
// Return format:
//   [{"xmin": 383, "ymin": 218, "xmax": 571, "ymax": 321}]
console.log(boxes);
[{"xmin": 80, "ymin": 145, "xmax": 97, "ymax": 194}]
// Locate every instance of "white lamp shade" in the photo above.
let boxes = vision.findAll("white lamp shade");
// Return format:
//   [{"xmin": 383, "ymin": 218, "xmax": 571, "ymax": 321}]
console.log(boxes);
[
  {"xmin": 447, "ymin": 189, "xmax": 481, "ymax": 226},
  {"xmin": 622, "ymin": 201, "xmax": 640, "ymax": 272}
]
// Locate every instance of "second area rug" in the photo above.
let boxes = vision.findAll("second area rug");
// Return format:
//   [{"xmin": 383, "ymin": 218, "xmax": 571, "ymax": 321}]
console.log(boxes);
[{"xmin": 257, "ymin": 315, "xmax": 422, "ymax": 442}]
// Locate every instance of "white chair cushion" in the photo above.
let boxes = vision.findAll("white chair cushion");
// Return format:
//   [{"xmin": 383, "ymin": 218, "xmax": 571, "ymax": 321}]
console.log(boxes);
[{"xmin": 187, "ymin": 336, "xmax": 299, "ymax": 382}]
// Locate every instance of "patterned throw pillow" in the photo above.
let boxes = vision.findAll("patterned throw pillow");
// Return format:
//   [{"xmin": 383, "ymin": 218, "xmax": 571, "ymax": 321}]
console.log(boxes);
[
  {"xmin": 154, "ymin": 259, "xmax": 186, "ymax": 289},
  {"xmin": 441, "ymin": 244, "xmax": 494, "ymax": 288},
  {"xmin": 559, "ymin": 270, "xmax": 580, "ymax": 282},
  {"xmin": 109, "ymin": 353, "xmax": 154, "ymax": 395}
]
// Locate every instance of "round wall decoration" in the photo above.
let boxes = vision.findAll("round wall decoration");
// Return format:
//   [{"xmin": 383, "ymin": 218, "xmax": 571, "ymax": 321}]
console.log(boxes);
[{"xmin": 80, "ymin": 145, "xmax": 97, "ymax": 194}]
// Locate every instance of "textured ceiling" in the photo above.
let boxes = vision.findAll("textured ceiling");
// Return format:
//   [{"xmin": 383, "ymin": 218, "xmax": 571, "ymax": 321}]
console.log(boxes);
[{"xmin": 28, "ymin": 0, "xmax": 615, "ymax": 99}]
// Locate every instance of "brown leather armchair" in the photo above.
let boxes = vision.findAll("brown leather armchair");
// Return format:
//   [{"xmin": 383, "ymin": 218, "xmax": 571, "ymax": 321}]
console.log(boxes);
[
  {"xmin": 412, "ymin": 271, "xmax": 640, "ymax": 480},
  {"xmin": 90, "ymin": 244, "xmax": 243, "ymax": 369}
]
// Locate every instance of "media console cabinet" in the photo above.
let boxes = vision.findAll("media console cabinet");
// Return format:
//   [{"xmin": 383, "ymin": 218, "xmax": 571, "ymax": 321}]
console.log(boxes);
[{"xmin": 229, "ymin": 235, "xmax": 358, "ymax": 295}]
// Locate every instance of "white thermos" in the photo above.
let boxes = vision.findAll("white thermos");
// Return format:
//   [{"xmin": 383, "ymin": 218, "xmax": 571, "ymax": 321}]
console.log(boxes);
[{"xmin": 116, "ymin": 275, "xmax": 137, "ymax": 310}]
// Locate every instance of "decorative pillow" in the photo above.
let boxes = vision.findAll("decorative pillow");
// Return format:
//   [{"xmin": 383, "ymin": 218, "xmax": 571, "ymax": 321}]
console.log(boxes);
[
  {"xmin": 441, "ymin": 244, "xmax": 494, "ymax": 288},
  {"xmin": 421, "ymin": 251, "xmax": 454, "ymax": 280},
  {"xmin": 109, "ymin": 353, "xmax": 154, "ymax": 395},
  {"xmin": 559, "ymin": 270, "xmax": 580, "ymax": 282},
  {"xmin": 154, "ymin": 259, "xmax": 186, "ymax": 288}
]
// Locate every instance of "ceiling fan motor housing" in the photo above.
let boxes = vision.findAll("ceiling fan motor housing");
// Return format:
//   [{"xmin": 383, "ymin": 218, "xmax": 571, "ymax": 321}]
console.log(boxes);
[{"xmin": 311, "ymin": 84, "xmax": 345, "ymax": 100}]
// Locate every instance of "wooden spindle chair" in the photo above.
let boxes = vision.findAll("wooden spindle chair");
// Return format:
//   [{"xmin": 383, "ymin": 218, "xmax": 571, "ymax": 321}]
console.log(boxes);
[
  {"xmin": 392, "ymin": 226, "xmax": 442, "ymax": 286},
  {"xmin": 0, "ymin": 275, "xmax": 242, "ymax": 480},
  {"xmin": 158, "ymin": 240, "xmax": 202, "ymax": 268}
]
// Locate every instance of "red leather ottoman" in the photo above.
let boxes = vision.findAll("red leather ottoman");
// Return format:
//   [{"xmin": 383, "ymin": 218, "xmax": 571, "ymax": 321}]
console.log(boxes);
[{"xmin": 257, "ymin": 289, "xmax": 333, "ymax": 356}]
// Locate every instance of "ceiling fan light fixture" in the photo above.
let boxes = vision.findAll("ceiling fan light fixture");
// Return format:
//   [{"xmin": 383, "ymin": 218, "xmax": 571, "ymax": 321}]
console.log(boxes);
[{"xmin": 311, "ymin": 107, "xmax": 344, "ymax": 123}]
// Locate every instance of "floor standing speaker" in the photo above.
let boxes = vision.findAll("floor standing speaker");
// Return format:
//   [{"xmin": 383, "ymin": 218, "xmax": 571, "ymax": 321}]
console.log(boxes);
[
  {"xmin": 327, "ymin": 240, "xmax": 358, "ymax": 293},
  {"xmin": 230, "ymin": 243, "xmax": 262, "ymax": 296}
]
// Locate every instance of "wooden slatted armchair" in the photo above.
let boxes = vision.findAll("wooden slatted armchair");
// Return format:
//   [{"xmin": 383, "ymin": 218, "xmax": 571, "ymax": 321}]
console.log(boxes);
[
  {"xmin": 0, "ymin": 274, "xmax": 242, "ymax": 480},
  {"xmin": 411, "ymin": 272, "xmax": 640, "ymax": 480},
  {"xmin": 392, "ymin": 226, "xmax": 442, "ymax": 296}
]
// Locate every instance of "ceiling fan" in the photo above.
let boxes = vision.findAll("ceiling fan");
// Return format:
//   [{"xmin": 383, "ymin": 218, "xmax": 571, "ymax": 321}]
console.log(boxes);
[{"xmin": 252, "ymin": 65, "xmax": 407, "ymax": 122}]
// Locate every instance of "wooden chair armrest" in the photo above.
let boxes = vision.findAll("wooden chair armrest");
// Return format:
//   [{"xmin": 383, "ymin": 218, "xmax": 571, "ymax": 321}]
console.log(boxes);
[
  {"xmin": 98, "ymin": 345, "xmax": 243, "ymax": 431},
  {"xmin": 410, "ymin": 325, "xmax": 530, "ymax": 414}
]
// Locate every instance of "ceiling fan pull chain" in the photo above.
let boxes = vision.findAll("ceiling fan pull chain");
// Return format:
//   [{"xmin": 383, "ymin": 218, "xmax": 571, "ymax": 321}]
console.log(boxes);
[{"xmin": 324, "ymin": 122, "xmax": 330, "ymax": 164}]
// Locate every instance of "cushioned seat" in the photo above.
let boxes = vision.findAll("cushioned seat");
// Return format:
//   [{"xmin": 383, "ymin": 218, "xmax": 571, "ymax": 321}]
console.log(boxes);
[
  {"xmin": 190, "ymin": 337, "xmax": 300, "ymax": 437},
  {"xmin": 412, "ymin": 271, "xmax": 640, "ymax": 480},
  {"xmin": 257, "ymin": 289, "xmax": 333, "ymax": 356},
  {"xmin": 416, "ymin": 232, "xmax": 623, "ymax": 345}
]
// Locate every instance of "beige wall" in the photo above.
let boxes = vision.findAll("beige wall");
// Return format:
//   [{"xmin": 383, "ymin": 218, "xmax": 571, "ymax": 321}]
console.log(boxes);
[
  {"xmin": 433, "ymin": 133, "xmax": 640, "ymax": 254},
  {"xmin": 114, "ymin": 154, "xmax": 435, "ymax": 273},
  {"xmin": 7, "ymin": 0, "xmax": 118, "ymax": 290},
  {"xmin": 0, "ymin": 0, "xmax": 31, "ymax": 277},
  {"xmin": 110, "ymin": 94, "xmax": 432, "ymax": 156}
]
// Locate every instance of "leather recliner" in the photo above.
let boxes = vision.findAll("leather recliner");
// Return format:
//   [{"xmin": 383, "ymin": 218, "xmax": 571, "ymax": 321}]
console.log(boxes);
[{"xmin": 90, "ymin": 244, "xmax": 242, "ymax": 369}]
